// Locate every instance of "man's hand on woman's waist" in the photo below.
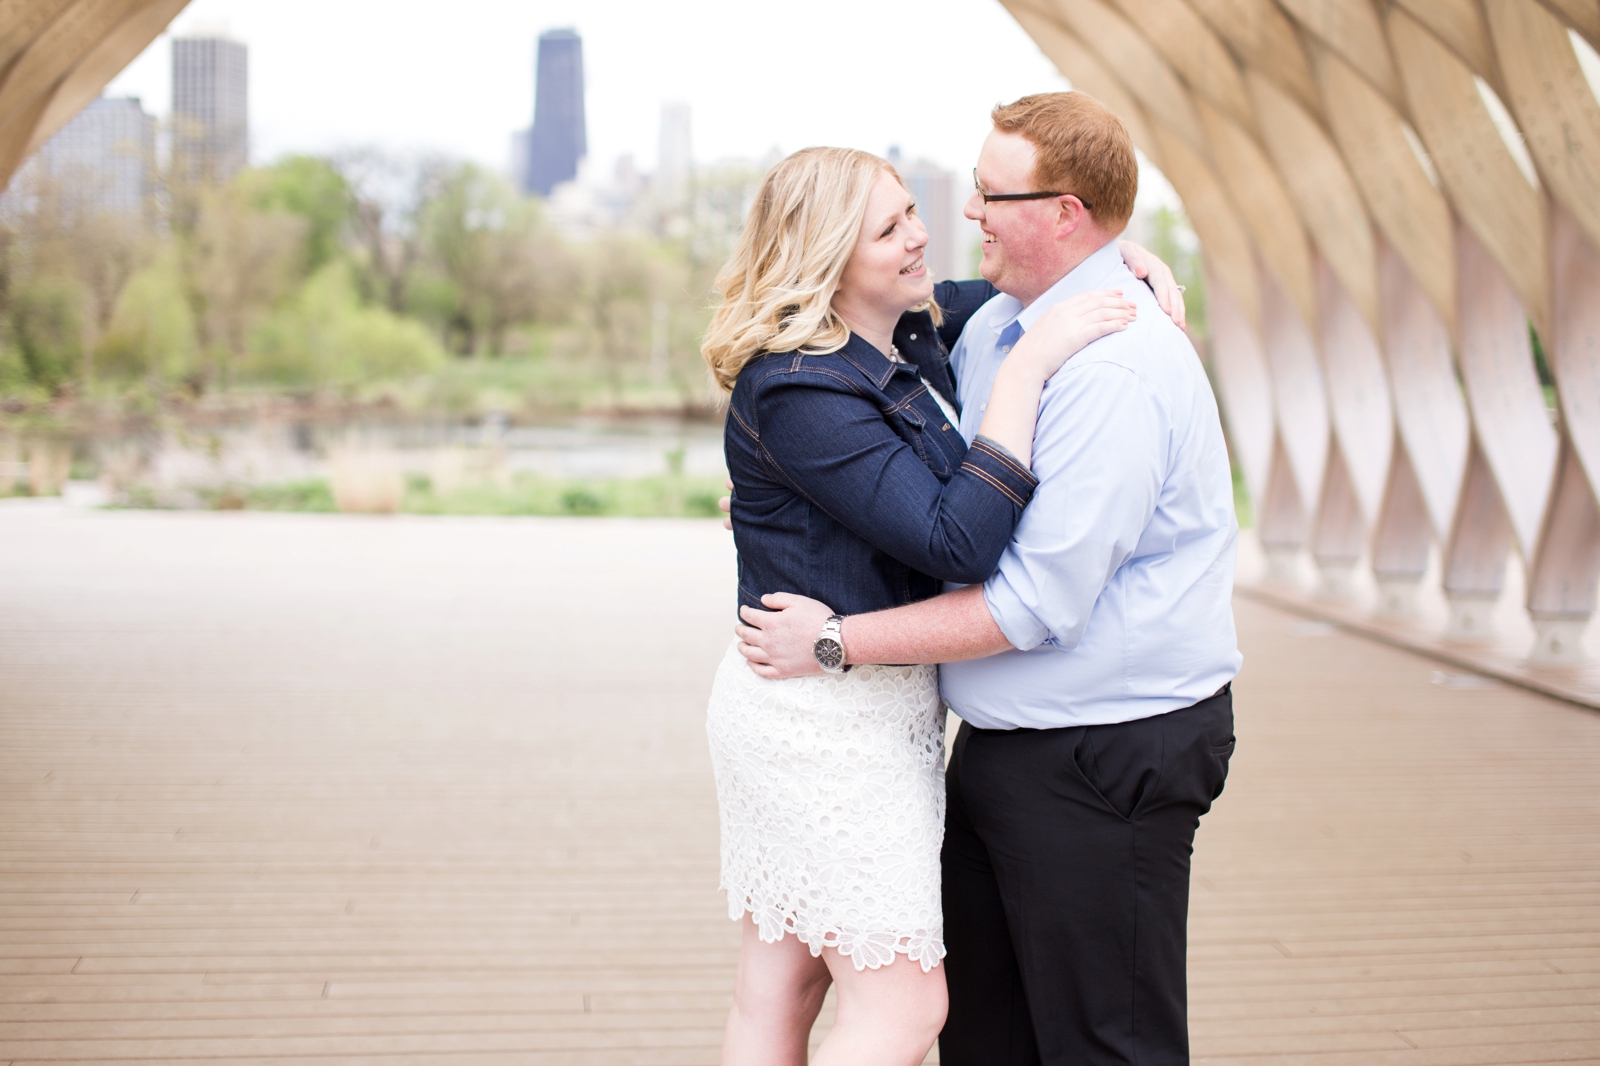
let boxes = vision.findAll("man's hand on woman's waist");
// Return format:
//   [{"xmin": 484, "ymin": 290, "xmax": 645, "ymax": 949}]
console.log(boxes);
[{"xmin": 735, "ymin": 585, "xmax": 1015, "ymax": 679}]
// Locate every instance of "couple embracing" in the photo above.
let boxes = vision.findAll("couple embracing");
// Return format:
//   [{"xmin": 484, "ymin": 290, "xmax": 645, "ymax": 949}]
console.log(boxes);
[{"xmin": 701, "ymin": 91, "xmax": 1242, "ymax": 1066}]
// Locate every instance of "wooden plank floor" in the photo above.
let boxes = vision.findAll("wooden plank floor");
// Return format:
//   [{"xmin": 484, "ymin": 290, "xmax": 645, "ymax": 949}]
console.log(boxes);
[{"xmin": 0, "ymin": 504, "xmax": 1596, "ymax": 1064}]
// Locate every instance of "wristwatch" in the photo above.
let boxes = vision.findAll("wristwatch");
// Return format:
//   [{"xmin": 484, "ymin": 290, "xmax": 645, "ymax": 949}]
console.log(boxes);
[{"xmin": 813, "ymin": 614, "xmax": 850, "ymax": 674}]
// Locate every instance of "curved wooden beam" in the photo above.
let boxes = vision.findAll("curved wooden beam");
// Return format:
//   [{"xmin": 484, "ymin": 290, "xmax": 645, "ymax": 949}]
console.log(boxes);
[
  {"xmin": 0, "ymin": 90, "xmax": 49, "ymax": 187},
  {"xmin": 1311, "ymin": 42, "xmax": 1457, "ymax": 330},
  {"xmin": 1377, "ymin": 238, "xmax": 1470, "ymax": 542},
  {"xmin": 1371, "ymin": 443, "xmax": 1433, "ymax": 600},
  {"xmin": 1247, "ymin": 69, "xmax": 1380, "ymax": 330},
  {"xmin": 1539, "ymin": 0, "xmax": 1600, "ymax": 53},
  {"xmin": 1195, "ymin": 97, "xmax": 1315, "ymax": 325},
  {"xmin": 1456, "ymin": 221, "xmax": 1559, "ymax": 560},
  {"xmin": 1276, "ymin": 0, "xmax": 1401, "ymax": 104},
  {"xmin": 1391, "ymin": 0, "xmax": 1503, "ymax": 94},
  {"xmin": 1312, "ymin": 450, "xmax": 1367, "ymax": 593},
  {"xmin": 1526, "ymin": 201, "xmax": 1600, "ymax": 661},
  {"xmin": 1260, "ymin": 261, "xmax": 1330, "ymax": 520},
  {"xmin": 1046, "ymin": 0, "xmax": 1205, "ymax": 154},
  {"xmin": 1184, "ymin": 0, "xmax": 1321, "ymax": 116},
  {"xmin": 1525, "ymin": 437, "xmax": 1600, "ymax": 665},
  {"xmin": 1485, "ymin": 0, "xmax": 1600, "ymax": 256},
  {"xmin": 1104, "ymin": 0, "xmax": 1254, "ymax": 130},
  {"xmin": 1259, "ymin": 436, "xmax": 1311, "ymax": 557},
  {"xmin": 1206, "ymin": 260, "xmax": 1276, "ymax": 508},
  {"xmin": 0, "ymin": 0, "xmax": 148, "ymax": 132},
  {"xmin": 1314, "ymin": 254, "xmax": 1393, "ymax": 526},
  {"xmin": 1389, "ymin": 4, "xmax": 1551, "ymax": 336},
  {"xmin": 24, "ymin": 0, "xmax": 189, "ymax": 160},
  {"xmin": 0, "ymin": 0, "xmax": 76, "ymax": 75},
  {"xmin": 1442, "ymin": 439, "xmax": 1516, "ymax": 634},
  {"xmin": 998, "ymin": 0, "xmax": 1163, "ymax": 164},
  {"xmin": 1151, "ymin": 124, "xmax": 1262, "ymax": 328},
  {"xmin": 1551, "ymin": 204, "xmax": 1600, "ymax": 502}
]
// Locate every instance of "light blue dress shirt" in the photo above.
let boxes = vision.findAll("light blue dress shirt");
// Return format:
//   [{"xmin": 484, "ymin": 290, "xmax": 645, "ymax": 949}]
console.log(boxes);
[{"xmin": 940, "ymin": 239, "xmax": 1242, "ymax": 729}]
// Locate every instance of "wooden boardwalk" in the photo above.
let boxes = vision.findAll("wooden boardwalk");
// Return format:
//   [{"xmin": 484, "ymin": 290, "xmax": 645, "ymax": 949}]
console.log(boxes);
[{"xmin": 0, "ymin": 504, "xmax": 1596, "ymax": 1064}]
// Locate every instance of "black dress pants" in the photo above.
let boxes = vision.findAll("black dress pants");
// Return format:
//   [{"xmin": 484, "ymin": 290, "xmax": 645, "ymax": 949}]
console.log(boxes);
[{"xmin": 939, "ymin": 688, "xmax": 1235, "ymax": 1066}]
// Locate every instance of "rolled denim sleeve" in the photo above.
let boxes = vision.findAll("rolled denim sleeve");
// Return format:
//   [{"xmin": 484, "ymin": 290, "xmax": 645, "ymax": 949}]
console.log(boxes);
[
  {"xmin": 983, "ymin": 361, "xmax": 1168, "ymax": 651},
  {"xmin": 755, "ymin": 371, "xmax": 1038, "ymax": 585}
]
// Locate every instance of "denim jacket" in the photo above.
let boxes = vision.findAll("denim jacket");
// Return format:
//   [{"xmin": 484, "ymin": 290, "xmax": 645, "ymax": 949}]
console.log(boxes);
[{"xmin": 726, "ymin": 279, "xmax": 1038, "ymax": 618}]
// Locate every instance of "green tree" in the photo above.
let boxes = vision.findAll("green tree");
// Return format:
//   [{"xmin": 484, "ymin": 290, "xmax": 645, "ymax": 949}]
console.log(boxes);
[
  {"xmin": 0, "ymin": 167, "xmax": 149, "ymax": 391},
  {"xmin": 188, "ymin": 186, "xmax": 306, "ymax": 389},
  {"xmin": 241, "ymin": 155, "xmax": 354, "ymax": 277},
  {"xmin": 420, "ymin": 163, "xmax": 571, "ymax": 356},
  {"xmin": 338, "ymin": 150, "xmax": 451, "ymax": 316},
  {"xmin": 96, "ymin": 248, "xmax": 199, "ymax": 384},
  {"xmin": 247, "ymin": 261, "xmax": 444, "ymax": 388},
  {"xmin": 67, "ymin": 212, "xmax": 149, "ymax": 389},
  {"xmin": 8, "ymin": 276, "xmax": 83, "ymax": 390}
]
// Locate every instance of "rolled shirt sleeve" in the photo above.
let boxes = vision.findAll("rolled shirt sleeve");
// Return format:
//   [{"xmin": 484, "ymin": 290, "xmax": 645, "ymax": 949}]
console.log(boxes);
[{"xmin": 983, "ymin": 361, "xmax": 1169, "ymax": 651}]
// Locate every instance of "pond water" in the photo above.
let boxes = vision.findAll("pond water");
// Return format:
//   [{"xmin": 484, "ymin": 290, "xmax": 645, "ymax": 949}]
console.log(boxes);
[{"xmin": 4, "ymin": 415, "xmax": 730, "ymax": 507}]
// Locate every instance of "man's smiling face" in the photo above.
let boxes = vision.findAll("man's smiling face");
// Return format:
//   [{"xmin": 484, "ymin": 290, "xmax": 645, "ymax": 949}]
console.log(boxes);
[{"xmin": 966, "ymin": 129, "xmax": 1069, "ymax": 306}]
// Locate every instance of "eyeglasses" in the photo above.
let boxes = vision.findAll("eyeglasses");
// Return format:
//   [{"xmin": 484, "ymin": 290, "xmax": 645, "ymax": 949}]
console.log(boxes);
[{"xmin": 972, "ymin": 168, "xmax": 1093, "ymax": 210}]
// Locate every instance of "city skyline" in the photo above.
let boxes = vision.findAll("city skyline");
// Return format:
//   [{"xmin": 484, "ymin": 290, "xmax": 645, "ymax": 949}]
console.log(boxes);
[{"xmin": 103, "ymin": 0, "xmax": 1069, "ymax": 178}]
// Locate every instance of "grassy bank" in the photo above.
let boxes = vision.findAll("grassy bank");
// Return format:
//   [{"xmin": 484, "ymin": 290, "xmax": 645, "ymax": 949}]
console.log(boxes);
[{"xmin": 150, "ymin": 471, "xmax": 728, "ymax": 518}]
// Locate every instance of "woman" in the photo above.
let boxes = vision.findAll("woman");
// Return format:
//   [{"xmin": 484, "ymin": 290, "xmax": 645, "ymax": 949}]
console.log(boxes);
[{"xmin": 701, "ymin": 146, "xmax": 1177, "ymax": 1065}]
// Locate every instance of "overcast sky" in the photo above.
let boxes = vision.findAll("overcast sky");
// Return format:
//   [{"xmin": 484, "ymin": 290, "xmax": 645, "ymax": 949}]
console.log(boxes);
[{"xmin": 107, "ymin": 0, "xmax": 1074, "ymax": 177}]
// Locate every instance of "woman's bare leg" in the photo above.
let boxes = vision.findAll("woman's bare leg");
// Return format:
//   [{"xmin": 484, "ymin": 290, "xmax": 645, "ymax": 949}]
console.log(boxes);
[
  {"xmin": 811, "ymin": 950, "xmax": 947, "ymax": 1066},
  {"xmin": 721, "ymin": 917, "xmax": 832, "ymax": 1066}
]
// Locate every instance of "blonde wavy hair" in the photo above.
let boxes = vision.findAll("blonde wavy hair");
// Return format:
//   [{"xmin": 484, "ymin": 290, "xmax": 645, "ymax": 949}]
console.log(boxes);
[{"xmin": 701, "ymin": 146, "xmax": 938, "ymax": 393}]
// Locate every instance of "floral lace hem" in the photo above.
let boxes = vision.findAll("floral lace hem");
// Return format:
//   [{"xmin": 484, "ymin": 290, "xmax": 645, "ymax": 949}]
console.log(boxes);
[{"xmin": 726, "ymin": 889, "xmax": 946, "ymax": 973}]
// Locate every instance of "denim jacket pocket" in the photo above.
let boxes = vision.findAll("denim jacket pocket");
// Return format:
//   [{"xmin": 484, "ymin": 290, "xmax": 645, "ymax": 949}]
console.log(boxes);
[{"xmin": 893, "ymin": 402, "xmax": 952, "ymax": 475}]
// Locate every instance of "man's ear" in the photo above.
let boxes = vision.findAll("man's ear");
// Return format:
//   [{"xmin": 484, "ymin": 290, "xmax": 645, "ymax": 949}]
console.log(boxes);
[{"xmin": 1054, "ymin": 196, "xmax": 1088, "ymax": 240}]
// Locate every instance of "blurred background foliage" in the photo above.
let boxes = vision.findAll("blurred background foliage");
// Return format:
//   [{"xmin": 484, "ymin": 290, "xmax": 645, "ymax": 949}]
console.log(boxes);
[
  {"xmin": 0, "ymin": 148, "xmax": 1214, "ymax": 519},
  {"xmin": 0, "ymin": 151, "xmax": 727, "ymax": 422}
]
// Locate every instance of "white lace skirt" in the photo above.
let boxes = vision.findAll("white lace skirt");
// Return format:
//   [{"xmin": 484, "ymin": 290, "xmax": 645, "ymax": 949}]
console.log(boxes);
[{"xmin": 706, "ymin": 641, "xmax": 947, "ymax": 972}]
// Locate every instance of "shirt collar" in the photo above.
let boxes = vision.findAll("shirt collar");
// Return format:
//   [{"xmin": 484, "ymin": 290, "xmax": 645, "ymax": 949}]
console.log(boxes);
[{"xmin": 990, "ymin": 238, "xmax": 1126, "ymax": 337}]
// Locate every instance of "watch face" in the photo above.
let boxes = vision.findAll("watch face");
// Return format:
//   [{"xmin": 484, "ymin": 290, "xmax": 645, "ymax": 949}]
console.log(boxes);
[{"xmin": 814, "ymin": 639, "xmax": 845, "ymax": 670}]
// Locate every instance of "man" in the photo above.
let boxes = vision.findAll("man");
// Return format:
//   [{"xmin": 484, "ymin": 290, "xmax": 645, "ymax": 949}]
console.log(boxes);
[{"xmin": 735, "ymin": 91, "xmax": 1241, "ymax": 1065}]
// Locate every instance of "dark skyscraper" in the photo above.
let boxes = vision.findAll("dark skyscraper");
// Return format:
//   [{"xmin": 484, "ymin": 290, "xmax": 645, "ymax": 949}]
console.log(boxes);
[{"xmin": 524, "ymin": 29, "xmax": 586, "ymax": 197}]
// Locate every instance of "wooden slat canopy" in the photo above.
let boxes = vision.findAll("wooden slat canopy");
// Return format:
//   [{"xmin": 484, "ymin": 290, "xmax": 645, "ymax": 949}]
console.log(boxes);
[{"xmin": 1008, "ymin": 0, "xmax": 1600, "ymax": 667}]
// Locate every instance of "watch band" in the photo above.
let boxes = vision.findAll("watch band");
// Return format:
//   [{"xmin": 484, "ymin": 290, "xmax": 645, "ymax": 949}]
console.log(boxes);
[{"xmin": 813, "ymin": 613, "xmax": 849, "ymax": 674}]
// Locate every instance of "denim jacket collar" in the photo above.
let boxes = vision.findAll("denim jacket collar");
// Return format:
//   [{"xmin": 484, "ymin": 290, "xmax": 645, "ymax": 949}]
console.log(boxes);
[{"xmin": 833, "ymin": 332, "xmax": 917, "ymax": 390}]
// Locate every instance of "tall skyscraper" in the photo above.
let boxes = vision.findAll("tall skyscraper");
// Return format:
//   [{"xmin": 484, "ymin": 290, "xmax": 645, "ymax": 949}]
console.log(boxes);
[
  {"xmin": 8, "ymin": 96, "xmax": 155, "ymax": 219},
  {"xmin": 523, "ymin": 29, "xmax": 586, "ymax": 197},
  {"xmin": 172, "ymin": 35, "xmax": 248, "ymax": 187},
  {"xmin": 657, "ymin": 102, "xmax": 691, "ymax": 211}
]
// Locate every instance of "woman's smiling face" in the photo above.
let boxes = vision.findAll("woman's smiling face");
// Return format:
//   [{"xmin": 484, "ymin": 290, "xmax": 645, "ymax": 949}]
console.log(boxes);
[{"xmin": 832, "ymin": 169, "xmax": 934, "ymax": 326}]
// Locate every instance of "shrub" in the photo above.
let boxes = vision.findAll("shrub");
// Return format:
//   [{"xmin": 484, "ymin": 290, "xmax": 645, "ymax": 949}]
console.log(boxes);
[
  {"xmin": 248, "ymin": 262, "xmax": 446, "ymax": 388},
  {"xmin": 8, "ymin": 277, "xmax": 83, "ymax": 389},
  {"xmin": 560, "ymin": 487, "xmax": 605, "ymax": 515},
  {"xmin": 96, "ymin": 251, "xmax": 200, "ymax": 382}
]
